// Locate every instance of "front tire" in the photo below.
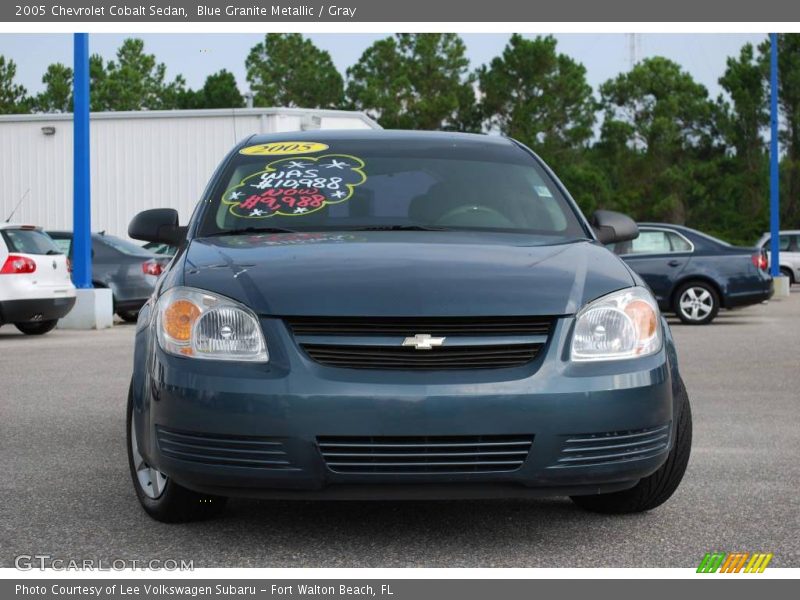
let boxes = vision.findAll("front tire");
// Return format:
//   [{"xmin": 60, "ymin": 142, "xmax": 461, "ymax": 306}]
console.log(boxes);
[
  {"xmin": 15, "ymin": 319, "xmax": 58, "ymax": 335},
  {"xmin": 117, "ymin": 310, "xmax": 140, "ymax": 323},
  {"xmin": 127, "ymin": 384, "xmax": 227, "ymax": 522},
  {"xmin": 571, "ymin": 376, "xmax": 692, "ymax": 514},
  {"xmin": 674, "ymin": 281, "xmax": 719, "ymax": 325}
]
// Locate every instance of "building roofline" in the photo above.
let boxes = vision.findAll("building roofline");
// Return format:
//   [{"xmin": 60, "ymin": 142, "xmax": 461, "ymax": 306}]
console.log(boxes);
[{"xmin": 0, "ymin": 107, "xmax": 382, "ymax": 129}]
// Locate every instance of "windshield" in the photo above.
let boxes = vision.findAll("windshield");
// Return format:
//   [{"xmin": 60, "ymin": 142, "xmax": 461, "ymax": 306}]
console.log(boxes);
[{"xmin": 197, "ymin": 138, "xmax": 588, "ymax": 240}]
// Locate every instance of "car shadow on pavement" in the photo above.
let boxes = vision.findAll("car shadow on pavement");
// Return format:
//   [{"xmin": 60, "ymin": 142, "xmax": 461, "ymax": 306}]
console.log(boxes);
[{"xmin": 169, "ymin": 496, "xmax": 655, "ymax": 567}]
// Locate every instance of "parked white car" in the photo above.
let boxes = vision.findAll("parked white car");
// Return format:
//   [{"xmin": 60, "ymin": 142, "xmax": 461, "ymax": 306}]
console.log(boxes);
[
  {"xmin": 756, "ymin": 230, "xmax": 800, "ymax": 285},
  {"xmin": 0, "ymin": 224, "xmax": 76, "ymax": 335}
]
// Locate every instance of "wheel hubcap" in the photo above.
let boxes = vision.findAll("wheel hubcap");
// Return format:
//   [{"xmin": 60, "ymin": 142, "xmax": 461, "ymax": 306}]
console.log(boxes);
[
  {"xmin": 130, "ymin": 420, "xmax": 167, "ymax": 499},
  {"xmin": 679, "ymin": 287, "xmax": 713, "ymax": 321}
]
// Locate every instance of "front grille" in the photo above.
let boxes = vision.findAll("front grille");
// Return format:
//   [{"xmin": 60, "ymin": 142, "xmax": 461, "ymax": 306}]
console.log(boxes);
[
  {"xmin": 285, "ymin": 316, "xmax": 552, "ymax": 336},
  {"xmin": 548, "ymin": 424, "xmax": 671, "ymax": 469},
  {"xmin": 317, "ymin": 435, "xmax": 534, "ymax": 474},
  {"xmin": 156, "ymin": 427, "xmax": 296, "ymax": 470},
  {"xmin": 303, "ymin": 343, "xmax": 540, "ymax": 370}
]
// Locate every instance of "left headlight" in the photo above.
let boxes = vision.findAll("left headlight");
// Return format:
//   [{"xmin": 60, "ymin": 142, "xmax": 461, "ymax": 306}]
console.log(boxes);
[
  {"xmin": 571, "ymin": 286, "xmax": 662, "ymax": 362},
  {"xmin": 156, "ymin": 286, "xmax": 268, "ymax": 362}
]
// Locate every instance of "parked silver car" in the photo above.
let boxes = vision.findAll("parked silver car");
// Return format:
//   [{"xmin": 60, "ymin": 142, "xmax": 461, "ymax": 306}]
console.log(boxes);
[
  {"xmin": 47, "ymin": 231, "xmax": 168, "ymax": 322},
  {"xmin": 756, "ymin": 230, "xmax": 800, "ymax": 284}
]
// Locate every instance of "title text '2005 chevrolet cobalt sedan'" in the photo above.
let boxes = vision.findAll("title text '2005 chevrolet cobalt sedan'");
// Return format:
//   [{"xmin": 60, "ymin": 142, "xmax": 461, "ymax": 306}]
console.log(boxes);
[{"xmin": 127, "ymin": 131, "xmax": 691, "ymax": 522}]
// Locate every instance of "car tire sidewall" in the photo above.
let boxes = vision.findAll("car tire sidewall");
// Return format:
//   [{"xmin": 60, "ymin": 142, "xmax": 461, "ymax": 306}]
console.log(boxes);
[
  {"xmin": 126, "ymin": 384, "xmax": 169, "ymax": 512},
  {"xmin": 126, "ymin": 383, "xmax": 227, "ymax": 522},
  {"xmin": 570, "ymin": 375, "xmax": 692, "ymax": 514},
  {"xmin": 15, "ymin": 319, "xmax": 58, "ymax": 335},
  {"xmin": 118, "ymin": 310, "xmax": 140, "ymax": 323},
  {"xmin": 674, "ymin": 282, "xmax": 719, "ymax": 325}
]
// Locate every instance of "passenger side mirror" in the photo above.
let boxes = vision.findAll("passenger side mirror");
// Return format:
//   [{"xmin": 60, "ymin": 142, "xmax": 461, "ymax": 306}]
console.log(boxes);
[
  {"xmin": 128, "ymin": 209, "xmax": 186, "ymax": 245},
  {"xmin": 591, "ymin": 210, "xmax": 639, "ymax": 245}
]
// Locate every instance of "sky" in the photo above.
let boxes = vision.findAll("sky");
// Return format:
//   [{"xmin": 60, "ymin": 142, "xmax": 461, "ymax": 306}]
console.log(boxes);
[{"xmin": 0, "ymin": 33, "xmax": 767, "ymax": 101}]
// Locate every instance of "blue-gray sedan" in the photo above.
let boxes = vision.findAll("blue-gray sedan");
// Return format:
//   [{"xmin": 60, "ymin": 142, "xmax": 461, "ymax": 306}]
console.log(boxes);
[{"xmin": 126, "ymin": 131, "xmax": 691, "ymax": 522}]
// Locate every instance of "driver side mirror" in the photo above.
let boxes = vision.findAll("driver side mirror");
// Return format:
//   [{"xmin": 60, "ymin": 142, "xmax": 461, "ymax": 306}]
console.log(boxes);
[
  {"xmin": 591, "ymin": 210, "xmax": 639, "ymax": 245},
  {"xmin": 128, "ymin": 208, "xmax": 186, "ymax": 245}
]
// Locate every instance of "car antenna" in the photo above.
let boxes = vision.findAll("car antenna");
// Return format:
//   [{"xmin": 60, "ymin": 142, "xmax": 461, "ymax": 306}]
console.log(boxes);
[{"xmin": 5, "ymin": 188, "xmax": 30, "ymax": 223}]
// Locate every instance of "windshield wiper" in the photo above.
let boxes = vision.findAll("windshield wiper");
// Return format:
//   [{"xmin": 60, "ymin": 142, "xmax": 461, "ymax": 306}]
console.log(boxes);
[
  {"xmin": 346, "ymin": 225, "xmax": 450, "ymax": 232},
  {"xmin": 206, "ymin": 226, "xmax": 297, "ymax": 237}
]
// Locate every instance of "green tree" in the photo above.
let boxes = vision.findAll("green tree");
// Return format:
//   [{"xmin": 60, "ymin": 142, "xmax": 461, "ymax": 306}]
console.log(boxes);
[
  {"xmin": 91, "ymin": 38, "xmax": 186, "ymax": 111},
  {"xmin": 88, "ymin": 54, "xmax": 108, "ymax": 112},
  {"xmin": 596, "ymin": 57, "xmax": 718, "ymax": 225},
  {"xmin": 759, "ymin": 34, "xmax": 800, "ymax": 228},
  {"xmin": 192, "ymin": 69, "xmax": 244, "ymax": 109},
  {"xmin": 246, "ymin": 34, "xmax": 343, "ymax": 108},
  {"xmin": 34, "ymin": 63, "xmax": 73, "ymax": 112},
  {"xmin": 0, "ymin": 55, "xmax": 28, "ymax": 114},
  {"xmin": 479, "ymin": 35, "xmax": 596, "ymax": 157},
  {"xmin": 346, "ymin": 33, "xmax": 478, "ymax": 131},
  {"xmin": 479, "ymin": 34, "xmax": 599, "ymax": 211},
  {"xmin": 713, "ymin": 42, "xmax": 769, "ymax": 242}
]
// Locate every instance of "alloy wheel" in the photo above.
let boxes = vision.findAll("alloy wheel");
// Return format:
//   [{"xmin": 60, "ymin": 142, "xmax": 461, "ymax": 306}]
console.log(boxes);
[{"xmin": 678, "ymin": 286, "xmax": 714, "ymax": 322}]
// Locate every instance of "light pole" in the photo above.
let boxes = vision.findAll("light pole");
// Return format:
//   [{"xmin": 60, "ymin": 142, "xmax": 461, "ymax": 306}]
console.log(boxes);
[
  {"xmin": 72, "ymin": 32, "xmax": 91, "ymax": 289},
  {"xmin": 60, "ymin": 32, "xmax": 113, "ymax": 329},
  {"xmin": 768, "ymin": 33, "xmax": 790, "ymax": 297}
]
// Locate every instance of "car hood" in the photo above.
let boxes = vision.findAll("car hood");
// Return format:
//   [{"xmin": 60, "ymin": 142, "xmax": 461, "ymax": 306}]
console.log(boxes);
[{"xmin": 181, "ymin": 231, "xmax": 635, "ymax": 317}]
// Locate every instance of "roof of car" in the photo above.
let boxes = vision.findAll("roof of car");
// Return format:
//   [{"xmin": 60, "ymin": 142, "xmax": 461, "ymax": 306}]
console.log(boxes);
[
  {"xmin": 47, "ymin": 230, "xmax": 106, "ymax": 236},
  {"xmin": 636, "ymin": 222, "xmax": 700, "ymax": 235},
  {"xmin": 638, "ymin": 222, "xmax": 687, "ymax": 229},
  {"xmin": 243, "ymin": 129, "xmax": 516, "ymax": 148}
]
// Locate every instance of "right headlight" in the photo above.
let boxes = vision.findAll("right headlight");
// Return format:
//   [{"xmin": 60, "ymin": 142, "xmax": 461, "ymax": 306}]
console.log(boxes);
[
  {"xmin": 155, "ymin": 286, "xmax": 268, "ymax": 362},
  {"xmin": 571, "ymin": 286, "xmax": 662, "ymax": 362}
]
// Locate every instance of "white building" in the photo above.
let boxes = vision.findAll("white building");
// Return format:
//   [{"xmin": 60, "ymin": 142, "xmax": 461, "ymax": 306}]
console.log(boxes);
[{"xmin": 0, "ymin": 107, "xmax": 380, "ymax": 238}]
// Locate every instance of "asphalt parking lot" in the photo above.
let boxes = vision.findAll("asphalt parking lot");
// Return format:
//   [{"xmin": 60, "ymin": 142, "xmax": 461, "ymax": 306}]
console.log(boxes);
[{"xmin": 1, "ymin": 292, "xmax": 798, "ymax": 568}]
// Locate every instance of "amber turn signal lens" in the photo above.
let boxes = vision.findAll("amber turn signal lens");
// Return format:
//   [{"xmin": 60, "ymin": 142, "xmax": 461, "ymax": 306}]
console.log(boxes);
[
  {"xmin": 163, "ymin": 299, "xmax": 200, "ymax": 341},
  {"xmin": 624, "ymin": 299, "xmax": 657, "ymax": 347}
]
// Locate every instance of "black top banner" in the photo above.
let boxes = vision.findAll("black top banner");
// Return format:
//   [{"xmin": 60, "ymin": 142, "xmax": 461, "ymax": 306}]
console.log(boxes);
[{"xmin": 3, "ymin": 0, "xmax": 800, "ymax": 22}]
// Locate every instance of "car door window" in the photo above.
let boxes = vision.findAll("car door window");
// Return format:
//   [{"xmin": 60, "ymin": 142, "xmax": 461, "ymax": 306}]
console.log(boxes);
[
  {"xmin": 629, "ymin": 231, "xmax": 672, "ymax": 254},
  {"xmin": 666, "ymin": 231, "xmax": 692, "ymax": 252},
  {"xmin": 761, "ymin": 236, "xmax": 793, "ymax": 251}
]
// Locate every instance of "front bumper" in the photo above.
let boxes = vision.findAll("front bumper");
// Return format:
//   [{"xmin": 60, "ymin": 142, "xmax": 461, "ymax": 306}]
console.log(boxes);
[
  {"xmin": 132, "ymin": 317, "xmax": 678, "ymax": 499},
  {"xmin": 0, "ymin": 296, "xmax": 76, "ymax": 324}
]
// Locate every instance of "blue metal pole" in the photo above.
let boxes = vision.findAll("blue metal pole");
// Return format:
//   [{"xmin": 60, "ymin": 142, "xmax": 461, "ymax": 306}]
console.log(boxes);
[
  {"xmin": 769, "ymin": 32, "xmax": 780, "ymax": 278},
  {"xmin": 72, "ymin": 33, "xmax": 92, "ymax": 289}
]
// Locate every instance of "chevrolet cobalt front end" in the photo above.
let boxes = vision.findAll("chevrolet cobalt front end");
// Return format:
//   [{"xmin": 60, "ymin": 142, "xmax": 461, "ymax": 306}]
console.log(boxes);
[{"xmin": 126, "ymin": 131, "xmax": 691, "ymax": 522}]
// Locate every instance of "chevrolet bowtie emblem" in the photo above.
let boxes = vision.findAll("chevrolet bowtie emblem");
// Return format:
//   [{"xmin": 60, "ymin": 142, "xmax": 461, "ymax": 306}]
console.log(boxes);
[{"xmin": 402, "ymin": 334, "xmax": 445, "ymax": 350}]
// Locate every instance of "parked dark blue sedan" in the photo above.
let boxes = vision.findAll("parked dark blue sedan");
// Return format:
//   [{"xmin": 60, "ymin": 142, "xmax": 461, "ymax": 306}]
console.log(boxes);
[
  {"xmin": 608, "ymin": 223, "xmax": 772, "ymax": 324},
  {"xmin": 125, "ymin": 131, "xmax": 691, "ymax": 522}
]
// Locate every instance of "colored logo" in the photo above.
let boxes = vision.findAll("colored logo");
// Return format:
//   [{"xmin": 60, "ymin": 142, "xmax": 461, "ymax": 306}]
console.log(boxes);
[
  {"xmin": 223, "ymin": 154, "xmax": 366, "ymax": 219},
  {"xmin": 697, "ymin": 552, "xmax": 773, "ymax": 573},
  {"xmin": 239, "ymin": 142, "xmax": 329, "ymax": 156}
]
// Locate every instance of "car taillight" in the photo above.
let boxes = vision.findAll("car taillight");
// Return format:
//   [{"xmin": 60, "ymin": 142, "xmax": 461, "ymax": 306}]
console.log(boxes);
[
  {"xmin": 142, "ymin": 260, "xmax": 163, "ymax": 277},
  {"xmin": 752, "ymin": 253, "xmax": 768, "ymax": 270},
  {"xmin": 0, "ymin": 254, "xmax": 37, "ymax": 274}
]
